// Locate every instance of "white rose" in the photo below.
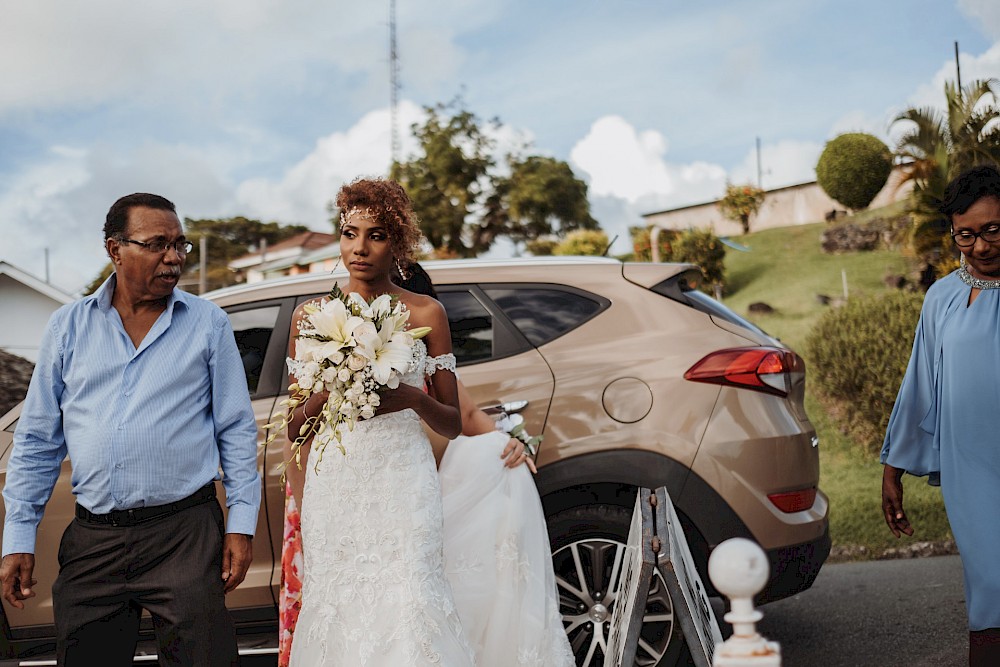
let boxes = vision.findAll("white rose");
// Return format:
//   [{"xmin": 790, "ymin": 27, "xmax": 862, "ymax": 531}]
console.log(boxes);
[
  {"xmin": 329, "ymin": 350, "xmax": 345, "ymax": 365},
  {"xmin": 367, "ymin": 393, "xmax": 381, "ymax": 408},
  {"xmin": 303, "ymin": 361, "xmax": 321, "ymax": 379},
  {"xmin": 348, "ymin": 354, "xmax": 367, "ymax": 372},
  {"xmin": 321, "ymin": 367, "xmax": 339, "ymax": 383},
  {"xmin": 338, "ymin": 368, "xmax": 353, "ymax": 383},
  {"xmin": 360, "ymin": 405, "xmax": 375, "ymax": 419}
]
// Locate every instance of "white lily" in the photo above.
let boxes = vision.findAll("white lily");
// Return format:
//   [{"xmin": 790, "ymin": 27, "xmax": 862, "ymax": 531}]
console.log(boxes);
[
  {"xmin": 309, "ymin": 298, "xmax": 364, "ymax": 352},
  {"xmin": 354, "ymin": 318, "xmax": 414, "ymax": 385}
]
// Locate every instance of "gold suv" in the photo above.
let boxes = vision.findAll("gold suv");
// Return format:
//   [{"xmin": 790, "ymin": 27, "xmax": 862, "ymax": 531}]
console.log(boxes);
[{"xmin": 0, "ymin": 257, "xmax": 829, "ymax": 666}]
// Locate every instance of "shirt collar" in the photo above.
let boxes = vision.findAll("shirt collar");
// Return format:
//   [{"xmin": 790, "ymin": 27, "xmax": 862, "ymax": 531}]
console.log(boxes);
[{"xmin": 88, "ymin": 272, "xmax": 189, "ymax": 313}]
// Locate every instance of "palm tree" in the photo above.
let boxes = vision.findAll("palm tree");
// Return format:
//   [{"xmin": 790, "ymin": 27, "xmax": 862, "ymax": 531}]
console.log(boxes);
[{"xmin": 893, "ymin": 78, "xmax": 1000, "ymax": 274}]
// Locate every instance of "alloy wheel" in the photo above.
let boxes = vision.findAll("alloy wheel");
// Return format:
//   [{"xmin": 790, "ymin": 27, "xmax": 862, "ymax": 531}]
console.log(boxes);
[{"xmin": 553, "ymin": 537, "xmax": 677, "ymax": 666}]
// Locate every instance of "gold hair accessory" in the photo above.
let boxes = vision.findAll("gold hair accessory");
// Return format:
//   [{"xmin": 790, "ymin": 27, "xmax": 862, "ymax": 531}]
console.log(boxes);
[{"xmin": 340, "ymin": 206, "xmax": 376, "ymax": 229}]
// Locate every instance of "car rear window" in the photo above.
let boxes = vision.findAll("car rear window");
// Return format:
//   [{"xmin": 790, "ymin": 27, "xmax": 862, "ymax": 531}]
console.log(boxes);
[
  {"xmin": 652, "ymin": 270, "xmax": 768, "ymax": 337},
  {"xmin": 437, "ymin": 291, "xmax": 494, "ymax": 364},
  {"xmin": 483, "ymin": 287, "xmax": 605, "ymax": 347}
]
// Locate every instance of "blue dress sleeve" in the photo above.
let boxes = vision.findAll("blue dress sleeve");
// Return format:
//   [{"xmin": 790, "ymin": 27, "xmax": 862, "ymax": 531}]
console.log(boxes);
[{"xmin": 880, "ymin": 292, "xmax": 944, "ymax": 486}]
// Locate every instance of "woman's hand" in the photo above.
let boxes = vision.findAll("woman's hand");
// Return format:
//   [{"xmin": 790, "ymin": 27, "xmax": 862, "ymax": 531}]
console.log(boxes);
[
  {"xmin": 882, "ymin": 464, "xmax": 913, "ymax": 538},
  {"xmin": 501, "ymin": 437, "xmax": 537, "ymax": 473},
  {"xmin": 374, "ymin": 383, "xmax": 424, "ymax": 417}
]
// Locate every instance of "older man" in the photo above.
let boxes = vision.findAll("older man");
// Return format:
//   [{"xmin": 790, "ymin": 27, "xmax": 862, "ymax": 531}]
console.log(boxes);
[{"xmin": 0, "ymin": 193, "xmax": 261, "ymax": 666}]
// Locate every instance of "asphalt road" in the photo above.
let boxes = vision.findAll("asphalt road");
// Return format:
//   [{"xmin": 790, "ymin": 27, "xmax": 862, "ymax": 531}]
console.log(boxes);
[{"xmin": 754, "ymin": 555, "xmax": 968, "ymax": 667}]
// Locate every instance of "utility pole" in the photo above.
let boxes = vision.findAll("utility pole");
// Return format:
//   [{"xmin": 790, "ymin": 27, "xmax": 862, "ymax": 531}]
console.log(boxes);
[
  {"xmin": 199, "ymin": 236, "xmax": 207, "ymax": 295},
  {"xmin": 756, "ymin": 136, "xmax": 763, "ymax": 190},
  {"xmin": 955, "ymin": 41, "xmax": 962, "ymax": 89},
  {"xmin": 389, "ymin": 0, "xmax": 400, "ymax": 166}
]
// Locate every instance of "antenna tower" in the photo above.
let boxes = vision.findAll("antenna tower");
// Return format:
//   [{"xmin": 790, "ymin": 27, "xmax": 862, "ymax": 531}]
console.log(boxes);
[{"xmin": 389, "ymin": 0, "xmax": 400, "ymax": 165}]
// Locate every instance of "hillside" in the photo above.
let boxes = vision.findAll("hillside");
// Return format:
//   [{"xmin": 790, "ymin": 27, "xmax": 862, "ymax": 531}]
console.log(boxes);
[{"xmin": 720, "ymin": 218, "xmax": 953, "ymax": 560}]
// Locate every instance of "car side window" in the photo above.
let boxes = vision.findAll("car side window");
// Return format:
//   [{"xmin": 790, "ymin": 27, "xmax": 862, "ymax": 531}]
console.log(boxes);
[
  {"xmin": 436, "ymin": 291, "xmax": 494, "ymax": 364},
  {"xmin": 227, "ymin": 305, "xmax": 281, "ymax": 395},
  {"xmin": 483, "ymin": 287, "xmax": 604, "ymax": 347}
]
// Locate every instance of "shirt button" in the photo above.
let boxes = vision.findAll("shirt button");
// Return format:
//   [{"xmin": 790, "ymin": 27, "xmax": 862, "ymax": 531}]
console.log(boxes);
[
  {"xmin": 118, "ymin": 424, "xmax": 125, "ymax": 430},
  {"xmin": 115, "ymin": 463, "xmax": 123, "ymax": 469}
]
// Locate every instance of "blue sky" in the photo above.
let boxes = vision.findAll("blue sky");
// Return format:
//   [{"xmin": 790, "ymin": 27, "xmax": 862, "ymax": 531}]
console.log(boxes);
[{"xmin": 1, "ymin": 0, "xmax": 998, "ymax": 293}]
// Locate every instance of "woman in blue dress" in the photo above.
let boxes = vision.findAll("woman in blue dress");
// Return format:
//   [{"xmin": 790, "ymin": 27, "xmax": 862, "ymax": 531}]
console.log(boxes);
[{"xmin": 882, "ymin": 164, "xmax": 1000, "ymax": 666}]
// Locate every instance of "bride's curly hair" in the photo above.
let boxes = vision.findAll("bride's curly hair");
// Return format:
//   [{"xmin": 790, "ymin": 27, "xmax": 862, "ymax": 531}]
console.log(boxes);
[{"xmin": 336, "ymin": 177, "xmax": 422, "ymax": 270}]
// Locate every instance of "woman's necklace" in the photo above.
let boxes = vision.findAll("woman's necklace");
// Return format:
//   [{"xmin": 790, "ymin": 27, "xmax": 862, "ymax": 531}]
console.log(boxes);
[{"xmin": 958, "ymin": 255, "xmax": 1000, "ymax": 290}]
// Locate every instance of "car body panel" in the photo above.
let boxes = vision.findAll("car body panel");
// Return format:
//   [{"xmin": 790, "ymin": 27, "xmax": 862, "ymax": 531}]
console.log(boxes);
[{"xmin": 0, "ymin": 256, "xmax": 829, "ymax": 660}]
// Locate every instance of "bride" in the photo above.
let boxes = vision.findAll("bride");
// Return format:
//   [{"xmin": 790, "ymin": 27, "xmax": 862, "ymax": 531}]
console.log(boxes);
[{"xmin": 285, "ymin": 177, "xmax": 474, "ymax": 665}]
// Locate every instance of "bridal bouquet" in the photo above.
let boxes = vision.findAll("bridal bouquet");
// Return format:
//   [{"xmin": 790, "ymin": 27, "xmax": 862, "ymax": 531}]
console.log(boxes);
[{"xmin": 267, "ymin": 284, "xmax": 430, "ymax": 471}]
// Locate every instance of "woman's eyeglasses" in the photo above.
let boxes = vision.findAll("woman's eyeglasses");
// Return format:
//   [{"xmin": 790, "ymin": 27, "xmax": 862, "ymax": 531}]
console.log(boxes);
[{"xmin": 951, "ymin": 225, "xmax": 1000, "ymax": 248}]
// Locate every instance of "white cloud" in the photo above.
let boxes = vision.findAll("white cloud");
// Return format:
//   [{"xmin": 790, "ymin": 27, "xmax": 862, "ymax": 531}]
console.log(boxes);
[
  {"xmin": 0, "ymin": 141, "xmax": 235, "ymax": 293},
  {"xmin": 959, "ymin": 0, "xmax": 1000, "ymax": 39},
  {"xmin": 0, "ymin": 0, "xmax": 497, "ymax": 115},
  {"xmin": 730, "ymin": 140, "xmax": 823, "ymax": 190},
  {"xmin": 235, "ymin": 101, "xmax": 425, "ymax": 227},
  {"xmin": 906, "ymin": 41, "xmax": 1000, "ymax": 111}
]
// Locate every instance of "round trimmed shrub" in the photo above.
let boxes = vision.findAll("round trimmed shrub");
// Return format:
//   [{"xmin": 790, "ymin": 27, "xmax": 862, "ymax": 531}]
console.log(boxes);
[
  {"xmin": 806, "ymin": 291, "xmax": 924, "ymax": 456},
  {"xmin": 816, "ymin": 133, "xmax": 893, "ymax": 211}
]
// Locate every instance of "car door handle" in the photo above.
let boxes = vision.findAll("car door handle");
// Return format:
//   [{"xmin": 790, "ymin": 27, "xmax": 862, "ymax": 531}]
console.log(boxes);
[{"xmin": 481, "ymin": 399, "xmax": 528, "ymax": 416}]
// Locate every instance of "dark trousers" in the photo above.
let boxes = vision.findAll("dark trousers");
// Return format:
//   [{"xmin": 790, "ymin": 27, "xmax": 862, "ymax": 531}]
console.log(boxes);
[{"xmin": 53, "ymin": 499, "xmax": 239, "ymax": 667}]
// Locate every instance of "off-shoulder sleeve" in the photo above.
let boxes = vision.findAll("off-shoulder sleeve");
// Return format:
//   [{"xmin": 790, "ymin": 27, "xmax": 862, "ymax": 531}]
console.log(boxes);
[{"xmin": 425, "ymin": 353, "xmax": 457, "ymax": 377}]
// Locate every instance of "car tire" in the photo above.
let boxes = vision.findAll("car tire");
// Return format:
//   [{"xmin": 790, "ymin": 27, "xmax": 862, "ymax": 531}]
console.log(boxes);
[{"xmin": 547, "ymin": 504, "xmax": 688, "ymax": 667}]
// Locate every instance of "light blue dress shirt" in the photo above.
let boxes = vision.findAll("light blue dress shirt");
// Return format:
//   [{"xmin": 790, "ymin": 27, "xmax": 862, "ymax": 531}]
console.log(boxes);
[{"xmin": 2, "ymin": 274, "xmax": 261, "ymax": 556}]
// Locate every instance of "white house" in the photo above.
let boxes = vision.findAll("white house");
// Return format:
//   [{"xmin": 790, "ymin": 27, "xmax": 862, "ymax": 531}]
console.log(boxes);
[
  {"xmin": 229, "ymin": 232, "xmax": 337, "ymax": 284},
  {"xmin": 0, "ymin": 261, "xmax": 75, "ymax": 362},
  {"xmin": 641, "ymin": 166, "xmax": 913, "ymax": 240}
]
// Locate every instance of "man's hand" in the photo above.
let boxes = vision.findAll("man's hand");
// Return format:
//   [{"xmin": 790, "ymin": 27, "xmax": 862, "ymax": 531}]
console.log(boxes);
[
  {"xmin": 882, "ymin": 464, "xmax": 913, "ymax": 538},
  {"xmin": 1, "ymin": 553, "xmax": 37, "ymax": 609},
  {"xmin": 501, "ymin": 437, "xmax": 537, "ymax": 474},
  {"xmin": 221, "ymin": 534, "xmax": 252, "ymax": 594}
]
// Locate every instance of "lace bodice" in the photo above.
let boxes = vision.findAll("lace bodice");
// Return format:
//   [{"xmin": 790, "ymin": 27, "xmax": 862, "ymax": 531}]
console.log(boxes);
[{"xmin": 400, "ymin": 340, "xmax": 457, "ymax": 388}]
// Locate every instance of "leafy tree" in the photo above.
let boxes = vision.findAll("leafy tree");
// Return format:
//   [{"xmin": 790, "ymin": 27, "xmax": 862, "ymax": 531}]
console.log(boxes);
[
  {"xmin": 718, "ymin": 183, "xmax": 765, "ymax": 234},
  {"xmin": 392, "ymin": 99, "xmax": 598, "ymax": 256},
  {"xmin": 815, "ymin": 133, "xmax": 893, "ymax": 211},
  {"xmin": 83, "ymin": 262, "xmax": 115, "ymax": 295},
  {"xmin": 553, "ymin": 230, "xmax": 609, "ymax": 256},
  {"xmin": 893, "ymin": 78, "xmax": 1000, "ymax": 275},
  {"xmin": 392, "ymin": 101, "xmax": 498, "ymax": 257},
  {"xmin": 502, "ymin": 156, "xmax": 599, "ymax": 245}
]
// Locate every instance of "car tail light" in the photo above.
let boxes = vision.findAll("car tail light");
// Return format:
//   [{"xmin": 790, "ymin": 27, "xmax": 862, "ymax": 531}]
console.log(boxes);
[
  {"xmin": 683, "ymin": 347, "xmax": 803, "ymax": 397},
  {"xmin": 767, "ymin": 487, "xmax": 817, "ymax": 513}
]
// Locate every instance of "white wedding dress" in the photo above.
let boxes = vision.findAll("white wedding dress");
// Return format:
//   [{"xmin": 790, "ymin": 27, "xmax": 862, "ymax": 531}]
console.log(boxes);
[
  {"xmin": 440, "ymin": 431, "xmax": 576, "ymax": 667},
  {"xmin": 290, "ymin": 341, "xmax": 475, "ymax": 666}
]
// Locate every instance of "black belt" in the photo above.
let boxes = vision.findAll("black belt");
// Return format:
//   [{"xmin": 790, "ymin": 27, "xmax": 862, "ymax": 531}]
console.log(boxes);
[{"xmin": 75, "ymin": 483, "xmax": 216, "ymax": 527}]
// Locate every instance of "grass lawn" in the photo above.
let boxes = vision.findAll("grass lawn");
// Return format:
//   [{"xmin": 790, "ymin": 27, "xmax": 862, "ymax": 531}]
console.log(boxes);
[{"xmin": 719, "ymin": 218, "xmax": 952, "ymax": 560}]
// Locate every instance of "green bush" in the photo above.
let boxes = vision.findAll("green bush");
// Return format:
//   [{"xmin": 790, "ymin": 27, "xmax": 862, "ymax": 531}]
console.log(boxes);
[
  {"xmin": 816, "ymin": 133, "xmax": 893, "ymax": 211},
  {"xmin": 553, "ymin": 229, "xmax": 609, "ymax": 256},
  {"xmin": 525, "ymin": 238, "xmax": 558, "ymax": 256},
  {"xmin": 806, "ymin": 291, "xmax": 924, "ymax": 456},
  {"xmin": 671, "ymin": 228, "xmax": 726, "ymax": 290}
]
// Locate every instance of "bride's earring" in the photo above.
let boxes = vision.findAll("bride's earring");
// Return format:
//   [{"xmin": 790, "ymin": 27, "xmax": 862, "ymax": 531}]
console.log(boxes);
[{"xmin": 395, "ymin": 257, "xmax": 409, "ymax": 281}]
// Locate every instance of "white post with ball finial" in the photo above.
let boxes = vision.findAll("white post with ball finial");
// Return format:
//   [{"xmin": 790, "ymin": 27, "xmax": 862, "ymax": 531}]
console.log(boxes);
[{"xmin": 709, "ymin": 538, "xmax": 781, "ymax": 666}]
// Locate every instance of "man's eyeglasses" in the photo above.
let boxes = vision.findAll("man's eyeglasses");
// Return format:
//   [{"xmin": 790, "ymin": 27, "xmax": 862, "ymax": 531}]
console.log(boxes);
[
  {"xmin": 951, "ymin": 225, "xmax": 1000, "ymax": 248},
  {"xmin": 117, "ymin": 237, "xmax": 194, "ymax": 255}
]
